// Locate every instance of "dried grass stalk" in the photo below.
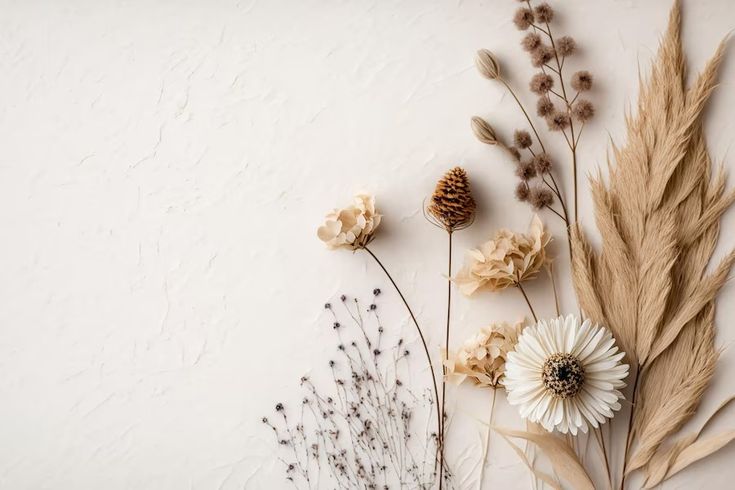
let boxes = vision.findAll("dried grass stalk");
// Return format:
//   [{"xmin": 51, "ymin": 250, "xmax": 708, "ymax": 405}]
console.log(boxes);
[{"xmin": 570, "ymin": 0, "xmax": 734, "ymax": 483}]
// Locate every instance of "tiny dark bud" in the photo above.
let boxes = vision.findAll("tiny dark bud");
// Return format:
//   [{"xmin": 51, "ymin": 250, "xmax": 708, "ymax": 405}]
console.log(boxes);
[
  {"xmin": 324, "ymin": 302, "xmax": 331, "ymax": 309},
  {"xmin": 372, "ymin": 288, "xmax": 381, "ymax": 295},
  {"xmin": 275, "ymin": 403, "xmax": 284, "ymax": 411},
  {"xmin": 369, "ymin": 304, "xmax": 377, "ymax": 310},
  {"xmin": 340, "ymin": 294, "xmax": 347, "ymax": 301}
]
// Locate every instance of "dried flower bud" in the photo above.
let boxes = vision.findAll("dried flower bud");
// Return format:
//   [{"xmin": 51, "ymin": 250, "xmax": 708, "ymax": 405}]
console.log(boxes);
[
  {"xmin": 571, "ymin": 70, "xmax": 593, "ymax": 91},
  {"xmin": 471, "ymin": 116, "xmax": 498, "ymax": 145},
  {"xmin": 427, "ymin": 167, "xmax": 476, "ymax": 231},
  {"xmin": 515, "ymin": 182, "xmax": 530, "ymax": 202},
  {"xmin": 530, "ymin": 73, "xmax": 554, "ymax": 95},
  {"xmin": 530, "ymin": 186, "xmax": 554, "ymax": 209},
  {"xmin": 536, "ymin": 96, "xmax": 555, "ymax": 117},
  {"xmin": 521, "ymin": 33, "xmax": 542, "ymax": 52},
  {"xmin": 513, "ymin": 8, "xmax": 535, "ymax": 30},
  {"xmin": 557, "ymin": 36, "xmax": 577, "ymax": 57},
  {"xmin": 515, "ymin": 160, "xmax": 537, "ymax": 181},
  {"xmin": 475, "ymin": 49, "xmax": 500, "ymax": 80},
  {"xmin": 533, "ymin": 153, "xmax": 553, "ymax": 173},
  {"xmin": 534, "ymin": 3, "xmax": 554, "ymax": 23},
  {"xmin": 531, "ymin": 46, "xmax": 555, "ymax": 67},
  {"xmin": 573, "ymin": 99, "xmax": 595, "ymax": 122},
  {"xmin": 514, "ymin": 130, "xmax": 533, "ymax": 149},
  {"xmin": 547, "ymin": 111, "xmax": 571, "ymax": 131},
  {"xmin": 508, "ymin": 146, "xmax": 521, "ymax": 161}
]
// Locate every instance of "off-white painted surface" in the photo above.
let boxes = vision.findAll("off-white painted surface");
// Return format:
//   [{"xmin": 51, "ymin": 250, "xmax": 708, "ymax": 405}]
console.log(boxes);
[{"xmin": 1, "ymin": 0, "xmax": 734, "ymax": 488}]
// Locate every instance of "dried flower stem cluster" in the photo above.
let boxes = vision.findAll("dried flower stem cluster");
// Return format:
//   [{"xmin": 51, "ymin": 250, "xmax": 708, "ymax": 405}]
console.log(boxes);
[
  {"xmin": 264, "ymin": 293, "xmax": 444, "ymax": 488},
  {"xmin": 472, "ymin": 0, "xmax": 596, "ymax": 255}
]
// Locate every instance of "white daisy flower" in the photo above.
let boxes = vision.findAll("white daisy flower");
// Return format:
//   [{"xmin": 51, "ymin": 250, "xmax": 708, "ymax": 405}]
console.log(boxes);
[{"xmin": 503, "ymin": 315, "xmax": 629, "ymax": 435}]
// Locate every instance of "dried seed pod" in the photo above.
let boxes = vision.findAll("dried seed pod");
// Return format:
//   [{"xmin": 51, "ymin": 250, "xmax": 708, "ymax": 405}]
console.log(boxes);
[
  {"xmin": 513, "ymin": 8, "xmax": 535, "ymax": 30},
  {"xmin": 521, "ymin": 33, "xmax": 542, "ymax": 52},
  {"xmin": 426, "ymin": 167, "xmax": 476, "ymax": 231},
  {"xmin": 529, "ymin": 186, "xmax": 554, "ymax": 209},
  {"xmin": 530, "ymin": 73, "xmax": 554, "ymax": 95},
  {"xmin": 571, "ymin": 70, "xmax": 593, "ymax": 91},
  {"xmin": 534, "ymin": 3, "xmax": 554, "ymax": 23},
  {"xmin": 556, "ymin": 36, "xmax": 577, "ymax": 57},
  {"xmin": 547, "ymin": 111, "xmax": 571, "ymax": 131},
  {"xmin": 536, "ymin": 97, "xmax": 555, "ymax": 117},
  {"xmin": 515, "ymin": 182, "xmax": 530, "ymax": 202},
  {"xmin": 572, "ymin": 99, "xmax": 595, "ymax": 122},
  {"xmin": 475, "ymin": 49, "xmax": 500, "ymax": 80},
  {"xmin": 515, "ymin": 160, "xmax": 537, "ymax": 181},
  {"xmin": 471, "ymin": 116, "xmax": 498, "ymax": 145},
  {"xmin": 514, "ymin": 130, "xmax": 533, "ymax": 149},
  {"xmin": 531, "ymin": 46, "xmax": 555, "ymax": 68},
  {"xmin": 533, "ymin": 153, "xmax": 553, "ymax": 173}
]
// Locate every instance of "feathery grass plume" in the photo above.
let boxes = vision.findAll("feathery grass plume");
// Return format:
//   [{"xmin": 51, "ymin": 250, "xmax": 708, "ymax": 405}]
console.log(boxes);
[
  {"xmin": 426, "ymin": 167, "xmax": 476, "ymax": 232},
  {"xmin": 570, "ymin": 0, "xmax": 734, "ymax": 483}
]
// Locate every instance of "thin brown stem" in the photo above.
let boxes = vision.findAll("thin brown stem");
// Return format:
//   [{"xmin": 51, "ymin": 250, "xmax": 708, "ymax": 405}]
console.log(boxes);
[
  {"xmin": 517, "ymin": 283, "xmax": 538, "ymax": 322},
  {"xmin": 439, "ymin": 231, "xmax": 454, "ymax": 488},
  {"xmin": 544, "ymin": 204, "xmax": 566, "ymax": 222},
  {"xmin": 362, "ymin": 246, "xmax": 443, "ymax": 484},
  {"xmin": 500, "ymin": 78, "xmax": 547, "ymax": 154}
]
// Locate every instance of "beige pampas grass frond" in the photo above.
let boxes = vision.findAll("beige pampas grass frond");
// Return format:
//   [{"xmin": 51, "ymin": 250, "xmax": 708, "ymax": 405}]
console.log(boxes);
[{"xmin": 571, "ymin": 0, "xmax": 735, "ymax": 483}]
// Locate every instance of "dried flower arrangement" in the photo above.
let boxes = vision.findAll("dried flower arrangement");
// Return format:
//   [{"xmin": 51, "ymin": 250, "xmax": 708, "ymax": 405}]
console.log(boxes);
[{"xmin": 265, "ymin": 1, "xmax": 735, "ymax": 488}]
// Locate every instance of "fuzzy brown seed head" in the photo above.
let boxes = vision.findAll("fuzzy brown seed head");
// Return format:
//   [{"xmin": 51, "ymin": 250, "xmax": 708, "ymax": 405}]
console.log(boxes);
[
  {"xmin": 542, "ymin": 353, "xmax": 585, "ymax": 399},
  {"xmin": 521, "ymin": 33, "xmax": 542, "ymax": 52},
  {"xmin": 531, "ymin": 46, "xmax": 555, "ymax": 68},
  {"xmin": 573, "ymin": 99, "xmax": 595, "ymax": 122},
  {"xmin": 508, "ymin": 146, "xmax": 522, "ymax": 161},
  {"xmin": 536, "ymin": 97, "xmax": 555, "ymax": 117},
  {"xmin": 557, "ymin": 36, "xmax": 577, "ymax": 57},
  {"xmin": 513, "ymin": 8, "xmax": 535, "ymax": 30},
  {"xmin": 514, "ymin": 130, "xmax": 533, "ymax": 149},
  {"xmin": 571, "ymin": 70, "xmax": 593, "ymax": 91},
  {"xmin": 515, "ymin": 160, "xmax": 537, "ymax": 181},
  {"xmin": 534, "ymin": 3, "xmax": 554, "ymax": 23},
  {"xmin": 533, "ymin": 153, "xmax": 553, "ymax": 173},
  {"xmin": 471, "ymin": 116, "xmax": 498, "ymax": 145},
  {"xmin": 427, "ymin": 167, "xmax": 476, "ymax": 231},
  {"xmin": 530, "ymin": 186, "xmax": 554, "ymax": 209},
  {"xmin": 515, "ymin": 182, "xmax": 530, "ymax": 202},
  {"xmin": 475, "ymin": 49, "xmax": 500, "ymax": 80},
  {"xmin": 547, "ymin": 111, "xmax": 571, "ymax": 131},
  {"xmin": 530, "ymin": 73, "xmax": 554, "ymax": 95}
]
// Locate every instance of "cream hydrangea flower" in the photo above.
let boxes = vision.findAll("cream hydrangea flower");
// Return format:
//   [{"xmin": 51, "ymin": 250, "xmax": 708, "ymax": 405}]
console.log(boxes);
[
  {"xmin": 504, "ymin": 315, "xmax": 629, "ymax": 435},
  {"xmin": 445, "ymin": 321, "xmax": 523, "ymax": 388},
  {"xmin": 317, "ymin": 193, "xmax": 381, "ymax": 250},
  {"xmin": 454, "ymin": 215, "xmax": 550, "ymax": 295}
]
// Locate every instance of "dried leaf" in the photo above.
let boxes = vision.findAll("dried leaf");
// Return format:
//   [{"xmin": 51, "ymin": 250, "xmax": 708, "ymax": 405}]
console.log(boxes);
[
  {"xmin": 493, "ymin": 426, "xmax": 594, "ymax": 490},
  {"xmin": 665, "ymin": 430, "xmax": 735, "ymax": 480}
]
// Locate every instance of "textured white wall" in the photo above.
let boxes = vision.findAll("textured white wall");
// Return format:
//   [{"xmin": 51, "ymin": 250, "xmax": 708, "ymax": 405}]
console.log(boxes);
[{"xmin": 1, "ymin": 0, "xmax": 734, "ymax": 488}]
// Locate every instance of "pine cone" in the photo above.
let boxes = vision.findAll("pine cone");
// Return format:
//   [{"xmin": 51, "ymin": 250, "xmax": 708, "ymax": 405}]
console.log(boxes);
[{"xmin": 427, "ymin": 167, "xmax": 476, "ymax": 231}]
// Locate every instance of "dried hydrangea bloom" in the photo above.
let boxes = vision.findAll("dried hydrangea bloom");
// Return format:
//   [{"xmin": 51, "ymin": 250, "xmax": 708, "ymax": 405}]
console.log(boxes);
[
  {"xmin": 556, "ymin": 36, "xmax": 577, "ymax": 57},
  {"xmin": 573, "ymin": 99, "xmax": 595, "ymax": 122},
  {"xmin": 531, "ymin": 46, "xmax": 555, "ymax": 68},
  {"xmin": 317, "ymin": 193, "xmax": 381, "ymax": 250},
  {"xmin": 534, "ymin": 3, "xmax": 554, "ymax": 23},
  {"xmin": 514, "ymin": 130, "xmax": 533, "ymax": 149},
  {"xmin": 513, "ymin": 8, "xmax": 535, "ymax": 30},
  {"xmin": 530, "ymin": 73, "xmax": 554, "ymax": 95},
  {"xmin": 547, "ymin": 111, "xmax": 571, "ymax": 131},
  {"xmin": 571, "ymin": 70, "xmax": 593, "ymax": 91},
  {"xmin": 536, "ymin": 97, "xmax": 555, "ymax": 117},
  {"xmin": 454, "ymin": 214, "xmax": 551, "ymax": 295},
  {"xmin": 444, "ymin": 321, "xmax": 523, "ymax": 388},
  {"xmin": 521, "ymin": 32, "xmax": 542, "ymax": 52}
]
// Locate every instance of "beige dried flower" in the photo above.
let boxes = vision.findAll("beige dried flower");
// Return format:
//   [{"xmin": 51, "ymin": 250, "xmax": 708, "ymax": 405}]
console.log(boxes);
[
  {"xmin": 531, "ymin": 45, "xmax": 555, "ymax": 67},
  {"xmin": 426, "ymin": 167, "xmax": 476, "ymax": 232},
  {"xmin": 513, "ymin": 8, "xmax": 535, "ymax": 30},
  {"xmin": 534, "ymin": 3, "xmax": 554, "ymax": 23},
  {"xmin": 317, "ymin": 193, "xmax": 381, "ymax": 250},
  {"xmin": 471, "ymin": 116, "xmax": 498, "ymax": 145},
  {"xmin": 530, "ymin": 72, "xmax": 554, "ymax": 95},
  {"xmin": 521, "ymin": 32, "xmax": 542, "ymax": 52},
  {"xmin": 557, "ymin": 36, "xmax": 577, "ymax": 57},
  {"xmin": 475, "ymin": 49, "xmax": 500, "ymax": 80},
  {"xmin": 454, "ymin": 214, "xmax": 551, "ymax": 295},
  {"xmin": 513, "ymin": 129, "xmax": 533, "ymax": 149},
  {"xmin": 571, "ymin": 70, "xmax": 593, "ymax": 91},
  {"xmin": 536, "ymin": 96, "xmax": 555, "ymax": 117},
  {"xmin": 444, "ymin": 321, "xmax": 523, "ymax": 388},
  {"xmin": 572, "ymin": 99, "xmax": 595, "ymax": 122}
]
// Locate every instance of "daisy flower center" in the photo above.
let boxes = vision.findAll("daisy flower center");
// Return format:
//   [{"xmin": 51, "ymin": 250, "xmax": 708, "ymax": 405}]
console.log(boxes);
[{"xmin": 542, "ymin": 353, "xmax": 585, "ymax": 399}]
